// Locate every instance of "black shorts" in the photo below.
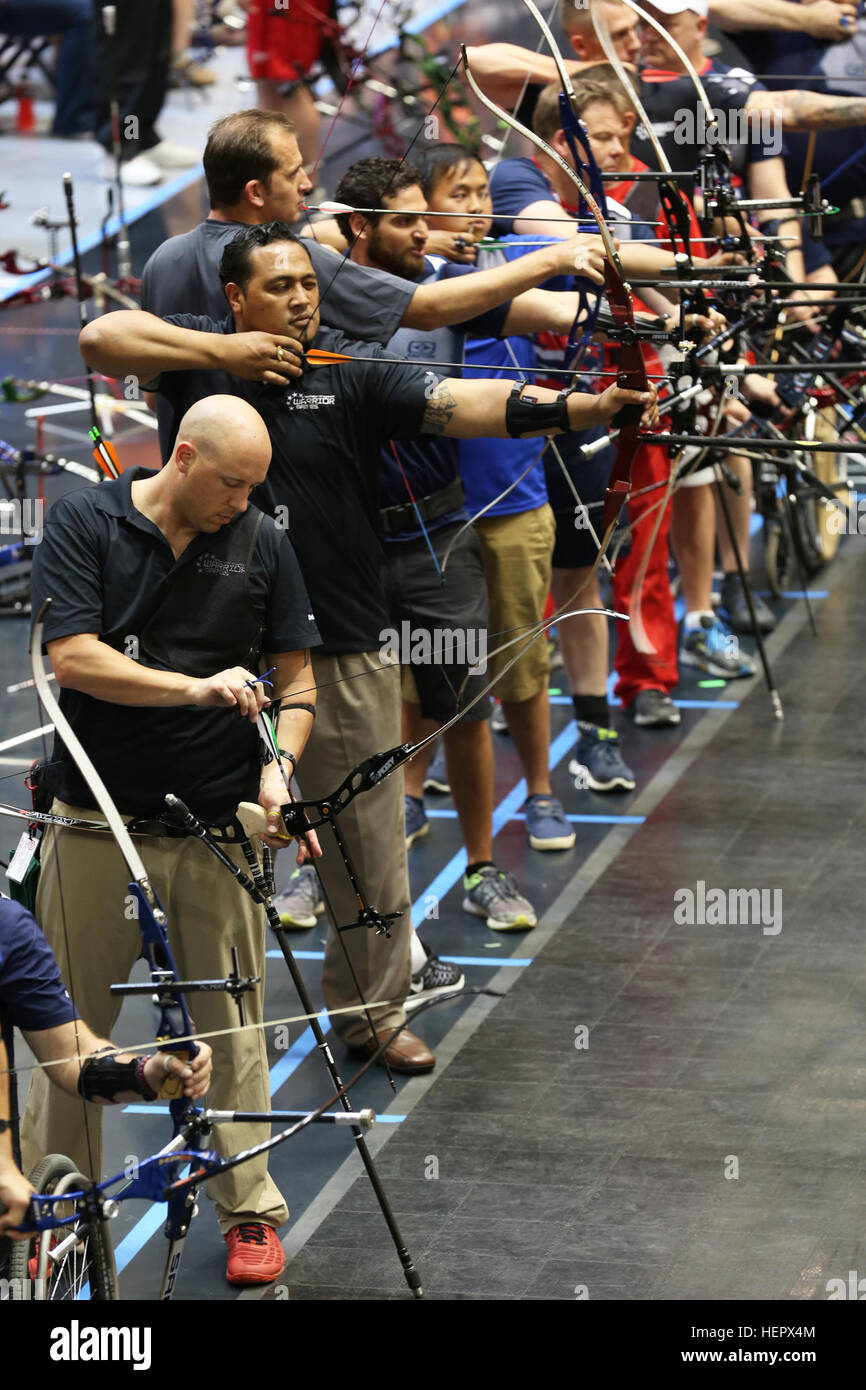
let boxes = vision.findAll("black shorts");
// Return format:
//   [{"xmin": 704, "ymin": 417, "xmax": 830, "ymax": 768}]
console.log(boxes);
[
  {"xmin": 544, "ymin": 430, "xmax": 615, "ymax": 569},
  {"xmin": 382, "ymin": 520, "xmax": 491, "ymax": 724}
]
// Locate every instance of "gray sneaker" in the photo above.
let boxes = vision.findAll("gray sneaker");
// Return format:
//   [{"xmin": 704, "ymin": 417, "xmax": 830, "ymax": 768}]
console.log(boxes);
[
  {"xmin": 274, "ymin": 865, "xmax": 323, "ymax": 929},
  {"xmin": 463, "ymin": 865, "xmax": 538, "ymax": 931}
]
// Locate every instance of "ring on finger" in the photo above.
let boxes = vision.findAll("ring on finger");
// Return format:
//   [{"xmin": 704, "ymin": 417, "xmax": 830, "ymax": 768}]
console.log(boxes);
[{"xmin": 276, "ymin": 345, "xmax": 285, "ymax": 362}]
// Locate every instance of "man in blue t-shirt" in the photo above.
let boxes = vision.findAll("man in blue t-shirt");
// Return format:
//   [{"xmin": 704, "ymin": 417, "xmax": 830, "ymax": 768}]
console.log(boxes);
[
  {"xmin": 336, "ymin": 154, "xmax": 601, "ymax": 925},
  {"xmin": 0, "ymin": 896, "xmax": 211, "ymax": 1236}
]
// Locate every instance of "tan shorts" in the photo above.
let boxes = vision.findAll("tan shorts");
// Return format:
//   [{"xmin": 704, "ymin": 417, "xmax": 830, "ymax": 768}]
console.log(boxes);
[{"xmin": 475, "ymin": 504, "xmax": 555, "ymax": 703}]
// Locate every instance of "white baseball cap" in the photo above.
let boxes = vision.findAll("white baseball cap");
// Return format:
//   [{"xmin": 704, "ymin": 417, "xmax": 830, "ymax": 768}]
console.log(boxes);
[{"xmin": 643, "ymin": 0, "xmax": 709, "ymax": 16}]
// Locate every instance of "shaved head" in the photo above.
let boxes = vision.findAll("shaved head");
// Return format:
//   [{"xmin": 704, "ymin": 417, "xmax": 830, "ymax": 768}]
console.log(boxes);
[{"xmin": 173, "ymin": 395, "xmax": 272, "ymax": 471}]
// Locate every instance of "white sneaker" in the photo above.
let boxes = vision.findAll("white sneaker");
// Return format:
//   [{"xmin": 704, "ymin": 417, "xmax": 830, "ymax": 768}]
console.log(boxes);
[
  {"xmin": 99, "ymin": 152, "xmax": 162, "ymax": 186},
  {"xmin": 147, "ymin": 140, "xmax": 200, "ymax": 169}
]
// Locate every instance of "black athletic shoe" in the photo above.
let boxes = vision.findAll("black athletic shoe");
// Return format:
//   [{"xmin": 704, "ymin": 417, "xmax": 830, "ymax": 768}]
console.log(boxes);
[
  {"xmin": 719, "ymin": 573, "xmax": 776, "ymax": 635},
  {"xmin": 630, "ymin": 689, "xmax": 681, "ymax": 727}
]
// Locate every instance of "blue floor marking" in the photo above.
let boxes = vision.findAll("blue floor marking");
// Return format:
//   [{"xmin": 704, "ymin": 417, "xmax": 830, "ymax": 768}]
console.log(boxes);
[
  {"xmin": 263, "ymin": 948, "xmax": 532, "ymax": 967},
  {"xmin": 410, "ymin": 719, "xmax": 578, "ymax": 928},
  {"xmin": 114, "ymin": 1013, "xmax": 328, "ymax": 1275},
  {"xmin": 427, "ymin": 808, "xmax": 646, "ymax": 825},
  {"xmin": 124, "ymin": 1106, "xmax": 406, "ymax": 1123},
  {"xmin": 442, "ymin": 955, "xmax": 532, "ymax": 968}
]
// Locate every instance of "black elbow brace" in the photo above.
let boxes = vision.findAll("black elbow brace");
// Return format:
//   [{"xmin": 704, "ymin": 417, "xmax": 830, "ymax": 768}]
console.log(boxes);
[
  {"xmin": 78, "ymin": 1049, "xmax": 156, "ymax": 1102},
  {"xmin": 504, "ymin": 384, "xmax": 572, "ymax": 437}
]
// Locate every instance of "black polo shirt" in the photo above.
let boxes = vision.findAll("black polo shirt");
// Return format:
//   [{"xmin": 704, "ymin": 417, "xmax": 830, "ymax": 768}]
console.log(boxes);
[
  {"xmin": 154, "ymin": 315, "xmax": 440, "ymax": 654},
  {"xmin": 31, "ymin": 468, "xmax": 319, "ymax": 823}
]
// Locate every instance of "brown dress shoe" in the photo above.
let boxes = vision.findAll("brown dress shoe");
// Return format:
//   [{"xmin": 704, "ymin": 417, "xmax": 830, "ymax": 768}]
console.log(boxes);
[{"xmin": 348, "ymin": 1027, "xmax": 435, "ymax": 1074}]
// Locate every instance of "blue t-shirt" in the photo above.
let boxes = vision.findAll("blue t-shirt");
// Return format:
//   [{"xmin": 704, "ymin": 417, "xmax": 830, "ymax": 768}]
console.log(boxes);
[
  {"xmin": 0, "ymin": 897, "xmax": 78, "ymax": 1044},
  {"xmin": 458, "ymin": 236, "xmax": 553, "ymax": 519},
  {"xmin": 488, "ymin": 156, "xmax": 656, "ymax": 242},
  {"xmin": 459, "ymin": 235, "xmax": 612, "ymax": 519}
]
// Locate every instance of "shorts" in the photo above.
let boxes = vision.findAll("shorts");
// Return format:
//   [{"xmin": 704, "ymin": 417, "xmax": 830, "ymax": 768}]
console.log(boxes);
[
  {"xmin": 475, "ymin": 503, "xmax": 555, "ymax": 704},
  {"xmin": 247, "ymin": 0, "xmax": 332, "ymax": 83},
  {"xmin": 382, "ymin": 521, "xmax": 491, "ymax": 725},
  {"xmin": 544, "ymin": 431, "xmax": 615, "ymax": 569}
]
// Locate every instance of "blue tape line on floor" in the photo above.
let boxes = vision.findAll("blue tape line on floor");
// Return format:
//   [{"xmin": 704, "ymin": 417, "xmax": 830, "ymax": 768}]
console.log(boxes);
[
  {"xmin": 427, "ymin": 808, "xmax": 646, "ymax": 825},
  {"xmin": 410, "ymin": 720, "xmax": 578, "ymax": 928},
  {"xmin": 114, "ymin": 1012, "xmax": 328, "ymax": 1275},
  {"xmin": 123, "ymin": 1106, "xmax": 407, "ymax": 1122}
]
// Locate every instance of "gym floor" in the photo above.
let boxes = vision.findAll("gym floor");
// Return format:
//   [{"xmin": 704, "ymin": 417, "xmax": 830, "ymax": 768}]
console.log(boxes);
[{"xmin": 1, "ymin": 49, "xmax": 863, "ymax": 1305}]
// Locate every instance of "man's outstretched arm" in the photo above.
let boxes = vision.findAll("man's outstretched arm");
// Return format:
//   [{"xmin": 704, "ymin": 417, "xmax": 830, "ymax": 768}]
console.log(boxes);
[
  {"xmin": 746, "ymin": 86, "xmax": 866, "ymax": 130},
  {"xmin": 420, "ymin": 376, "xmax": 658, "ymax": 439}
]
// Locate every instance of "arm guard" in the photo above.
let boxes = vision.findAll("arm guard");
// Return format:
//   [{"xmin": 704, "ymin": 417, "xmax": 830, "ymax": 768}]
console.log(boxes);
[{"xmin": 504, "ymin": 383, "xmax": 572, "ymax": 438}]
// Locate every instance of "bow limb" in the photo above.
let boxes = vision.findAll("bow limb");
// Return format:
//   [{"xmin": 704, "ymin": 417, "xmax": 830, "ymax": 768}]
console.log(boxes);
[
  {"xmin": 462, "ymin": 42, "xmax": 645, "ymax": 537},
  {"xmin": 31, "ymin": 602, "xmax": 150, "ymax": 897},
  {"xmin": 590, "ymin": 3, "xmax": 699, "ymax": 268},
  {"xmin": 617, "ymin": 0, "xmax": 718, "ymax": 132},
  {"xmin": 461, "ymin": 44, "xmax": 619, "ymax": 266},
  {"xmin": 30, "ymin": 600, "xmax": 196, "ymax": 1083}
]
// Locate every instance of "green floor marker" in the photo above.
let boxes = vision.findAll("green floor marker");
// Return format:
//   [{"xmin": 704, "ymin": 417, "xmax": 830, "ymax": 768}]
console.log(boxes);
[{"xmin": 698, "ymin": 680, "xmax": 727, "ymax": 688}]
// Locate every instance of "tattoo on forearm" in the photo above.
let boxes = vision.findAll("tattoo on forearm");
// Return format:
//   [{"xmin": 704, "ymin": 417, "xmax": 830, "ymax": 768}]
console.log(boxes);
[
  {"xmin": 421, "ymin": 382, "xmax": 460, "ymax": 435},
  {"xmin": 785, "ymin": 90, "xmax": 866, "ymax": 130}
]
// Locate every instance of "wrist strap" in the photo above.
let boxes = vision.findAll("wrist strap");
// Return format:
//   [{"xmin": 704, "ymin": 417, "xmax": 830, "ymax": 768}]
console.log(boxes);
[{"xmin": 135, "ymin": 1055, "xmax": 158, "ymax": 1101}]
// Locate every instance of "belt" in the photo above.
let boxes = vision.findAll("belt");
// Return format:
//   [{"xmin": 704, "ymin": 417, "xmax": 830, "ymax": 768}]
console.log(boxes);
[
  {"xmin": 125, "ymin": 816, "xmax": 242, "ymax": 842},
  {"xmin": 379, "ymin": 477, "xmax": 465, "ymax": 537}
]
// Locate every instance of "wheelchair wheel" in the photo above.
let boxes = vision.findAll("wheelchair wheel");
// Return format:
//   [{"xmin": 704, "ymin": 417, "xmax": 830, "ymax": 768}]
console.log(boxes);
[
  {"xmin": 764, "ymin": 521, "xmax": 789, "ymax": 598},
  {"xmin": 7, "ymin": 1153, "xmax": 118, "ymax": 1300}
]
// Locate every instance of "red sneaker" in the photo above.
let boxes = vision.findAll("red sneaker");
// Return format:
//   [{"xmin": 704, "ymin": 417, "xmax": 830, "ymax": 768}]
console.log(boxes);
[{"xmin": 224, "ymin": 1222, "xmax": 285, "ymax": 1285}]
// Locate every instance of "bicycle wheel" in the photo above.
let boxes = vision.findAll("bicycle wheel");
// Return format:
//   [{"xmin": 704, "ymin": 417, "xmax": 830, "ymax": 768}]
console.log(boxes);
[{"xmin": 7, "ymin": 1153, "xmax": 118, "ymax": 1300}]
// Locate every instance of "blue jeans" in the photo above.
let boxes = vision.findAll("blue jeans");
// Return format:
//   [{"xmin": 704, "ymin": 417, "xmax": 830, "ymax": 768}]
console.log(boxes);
[{"xmin": 1, "ymin": 0, "xmax": 95, "ymax": 135}]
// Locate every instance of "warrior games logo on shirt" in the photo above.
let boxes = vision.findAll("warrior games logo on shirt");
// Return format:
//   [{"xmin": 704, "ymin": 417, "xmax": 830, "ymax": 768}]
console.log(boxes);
[
  {"xmin": 283, "ymin": 393, "xmax": 336, "ymax": 411},
  {"xmin": 195, "ymin": 554, "xmax": 245, "ymax": 577}
]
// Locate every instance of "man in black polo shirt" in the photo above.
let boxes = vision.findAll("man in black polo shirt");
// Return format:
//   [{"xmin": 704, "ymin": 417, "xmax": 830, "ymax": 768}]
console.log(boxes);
[
  {"xmin": 79, "ymin": 224, "xmax": 656, "ymax": 1079},
  {"xmin": 20, "ymin": 394, "xmax": 320, "ymax": 1287}
]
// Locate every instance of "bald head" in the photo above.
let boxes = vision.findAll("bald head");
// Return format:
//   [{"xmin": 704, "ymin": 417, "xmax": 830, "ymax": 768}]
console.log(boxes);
[
  {"xmin": 167, "ymin": 395, "xmax": 273, "ymax": 534},
  {"xmin": 174, "ymin": 395, "xmax": 272, "ymax": 471}
]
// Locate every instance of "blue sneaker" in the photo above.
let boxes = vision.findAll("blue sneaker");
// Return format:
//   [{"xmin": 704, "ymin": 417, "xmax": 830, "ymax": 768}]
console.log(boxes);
[
  {"xmin": 405, "ymin": 794, "xmax": 429, "ymax": 848},
  {"xmin": 680, "ymin": 615, "xmax": 756, "ymax": 679},
  {"xmin": 423, "ymin": 742, "xmax": 450, "ymax": 795},
  {"xmin": 522, "ymin": 794, "xmax": 575, "ymax": 851},
  {"xmin": 569, "ymin": 723, "xmax": 636, "ymax": 793}
]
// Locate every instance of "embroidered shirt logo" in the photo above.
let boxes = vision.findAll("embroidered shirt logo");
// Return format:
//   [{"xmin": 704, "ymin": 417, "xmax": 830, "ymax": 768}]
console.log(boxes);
[
  {"xmin": 195, "ymin": 554, "xmax": 245, "ymax": 577},
  {"xmin": 283, "ymin": 393, "xmax": 336, "ymax": 411}
]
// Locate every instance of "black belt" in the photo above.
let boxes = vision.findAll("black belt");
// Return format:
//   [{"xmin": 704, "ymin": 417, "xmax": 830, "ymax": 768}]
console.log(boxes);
[
  {"xmin": 125, "ymin": 816, "xmax": 242, "ymax": 842},
  {"xmin": 379, "ymin": 477, "xmax": 465, "ymax": 537}
]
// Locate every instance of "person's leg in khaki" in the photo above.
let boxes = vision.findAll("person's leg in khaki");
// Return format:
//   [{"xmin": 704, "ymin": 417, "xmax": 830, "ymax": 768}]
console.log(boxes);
[
  {"xmin": 300, "ymin": 653, "xmax": 432, "ymax": 1071},
  {"xmin": 20, "ymin": 812, "xmax": 142, "ymax": 1180},
  {"xmin": 163, "ymin": 835, "xmax": 287, "ymax": 1233}
]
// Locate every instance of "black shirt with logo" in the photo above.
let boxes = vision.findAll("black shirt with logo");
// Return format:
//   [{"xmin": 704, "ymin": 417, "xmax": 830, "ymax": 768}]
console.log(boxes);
[
  {"xmin": 31, "ymin": 468, "xmax": 319, "ymax": 822},
  {"xmin": 155, "ymin": 314, "xmax": 439, "ymax": 654}
]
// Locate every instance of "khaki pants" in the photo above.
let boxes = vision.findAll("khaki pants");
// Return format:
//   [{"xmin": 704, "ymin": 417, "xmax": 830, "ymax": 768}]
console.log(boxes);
[
  {"xmin": 298, "ymin": 652, "xmax": 411, "ymax": 1046},
  {"xmin": 475, "ymin": 504, "xmax": 555, "ymax": 702},
  {"xmin": 20, "ymin": 809, "xmax": 288, "ymax": 1235}
]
